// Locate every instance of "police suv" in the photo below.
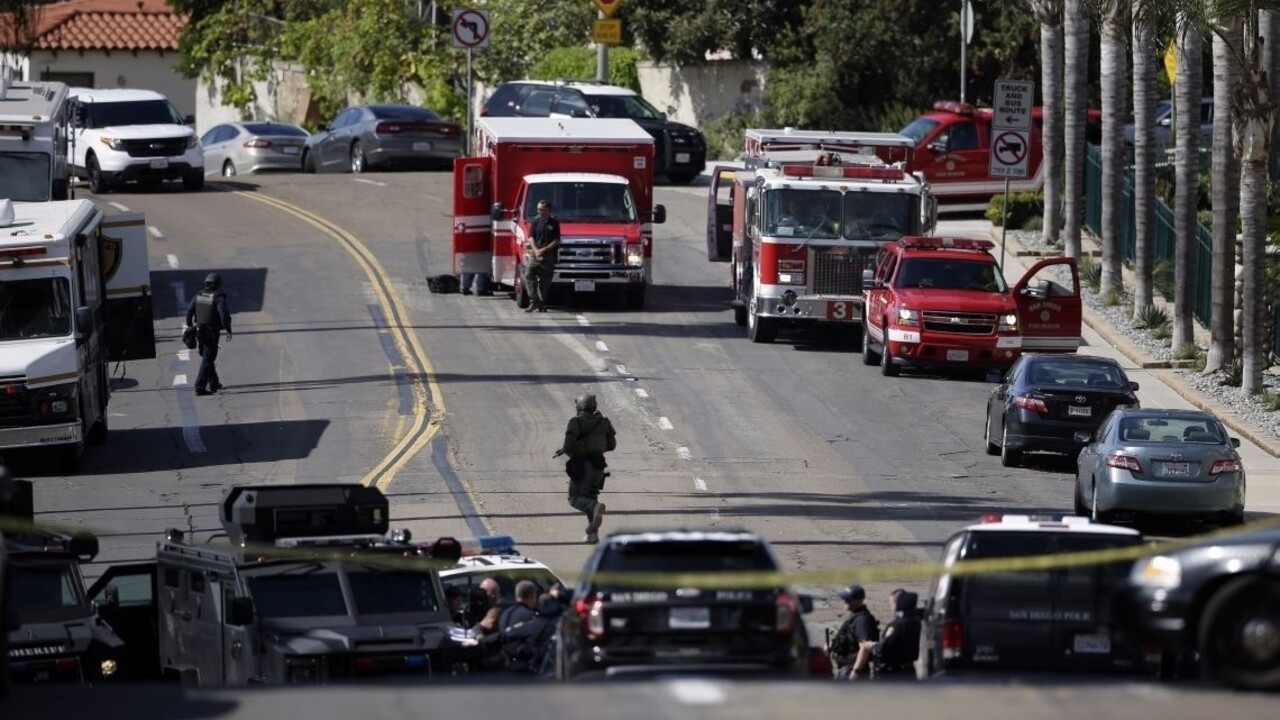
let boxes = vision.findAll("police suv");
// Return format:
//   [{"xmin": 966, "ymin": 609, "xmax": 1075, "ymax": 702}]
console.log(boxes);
[
  {"xmin": 918, "ymin": 514, "xmax": 1153, "ymax": 679},
  {"xmin": 438, "ymin": 536, "xmax": 564, "ymax": 606},
  {"xmin": 68, "ymin": 88, "xmax": 204, "ymax": 193},
  {"xmin": 87, "ymin": 484, "xmax": 480, "ymax": 685}
]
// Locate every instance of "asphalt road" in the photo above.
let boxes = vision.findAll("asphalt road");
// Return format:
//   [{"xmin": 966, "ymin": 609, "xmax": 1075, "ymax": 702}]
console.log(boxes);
[{"xmin": 6, "ymin": 170, "xmax": 1269, "ymax": 710}]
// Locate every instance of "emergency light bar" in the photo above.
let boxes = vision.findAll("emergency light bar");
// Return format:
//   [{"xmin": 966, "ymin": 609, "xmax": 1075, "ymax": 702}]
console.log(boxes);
[
  {"xmin": 0, "ymin": 246, "xmax": 48, "ymax": 259},
  {"xmin": 746, "ymin": 128, "xmax": 915, "ymax": 151},
  {"xmin": 900, "ymin": 236, "xmax": 994, "ymax": 251},
  {"xmin": 0, "ymin": 123, "xmax": 35, "ymax": 140},
  {"xmin": 779, "ymin": 164, "xmax": 905, "ymax": 181},
  {"xmin": 455, "ymin": 534, "xmax": 518, "ymax": 557},
  {"xmin": 221, "ymin": 484, "xmax": 390, "ymax": 546},
  {"xmin": 933, "ymin": 101, "xmax": 977, "ymax": 116},
  {"xmin": 980, "ymin": 514, "xmax": 1094, "ymax": 526}
]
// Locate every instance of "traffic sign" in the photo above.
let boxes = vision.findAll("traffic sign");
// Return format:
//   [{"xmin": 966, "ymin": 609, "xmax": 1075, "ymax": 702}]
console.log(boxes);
[
  {"xmin": 593, "ymin": 18, "xmax": 622, "ymax": 45},
  {"xmin": 989, "ymin": 129, "xmax": 1030, "ymax": 178},
  {"xmin": 593, "ymin": 0, "xmax": 623, "ymax": 18},
  {"xmin": 1164, "ymin": 42, "xmax": 1177, "ymax": 84},
  {"xmin": 993, "ymin": 80, "xmax": 1034, "ymax": 131},
  {"xmin": 452, "ymin": 8, "xmax": 490, "ymax": 49}
]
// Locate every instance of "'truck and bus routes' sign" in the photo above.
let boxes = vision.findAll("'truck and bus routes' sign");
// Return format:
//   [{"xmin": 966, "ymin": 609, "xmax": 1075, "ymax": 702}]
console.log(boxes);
[{"xmin": 990, "ymin": 79, "xmax": 1034, "ymax": 179}]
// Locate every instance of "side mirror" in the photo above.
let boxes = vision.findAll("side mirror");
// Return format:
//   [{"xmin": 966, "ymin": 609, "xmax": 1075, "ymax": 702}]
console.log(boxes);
[
  {"xmin": 75, "ymin": 306, "xmax": 94, "ymax": 340},
  {"xmin": 68, "ymin": 531, "xmax": 99, "ymax": 561},
  {"xmin": 666, "ymin": 105, "xmax": 677, "ymax": 117},
  {"xmin": 862, "ymin": 268, "xmax": 881, "ymax": 288},
  {"xmin": 227, "ymin": 597, "xmax": 256, "ymax": 627},
  {"xmin": 1231, "ymin": 437, "xmax": 1241, "ymax": 448},
  {"xmin": 1158, "ymin": 117, "xmax": 1172, "ymax": 127},
  {"xmin": 797, "ymin": 594, "xmax": 815, "ymax": 614},
  {"xmin": 99, "ymin": 586, "xmax": 120, "ymax": 612},
  {"xmin": 653, "ymin": 204, "xmax": 666, "ymax": 224},
  {"xmin": 1073, "ymin": 431, "xmax": 1092, "ymax": 444},
  {"xmin": 928, "ymin": 139, "xmax": 948, "ymax": 154},
  {"xmin": 183, "ymin": 115, "xmax": 195, "ymax": 125},
  {"xmin": 490, "ymin": 202, "xmax": 505, "ymax": 221},
  {"xmin": 1129, "ymin": 381, "xmax": 1140, "ymax": 391}
]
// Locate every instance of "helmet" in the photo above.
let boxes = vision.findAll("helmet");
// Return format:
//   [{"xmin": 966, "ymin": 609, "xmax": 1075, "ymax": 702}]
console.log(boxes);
[
  {"xmin": 203, "ymin": 272, "xmax": 222, "ymax": 289},
  {"xmin": 574, "ymin": 394, "xmax": 597, "ymax": 412}
]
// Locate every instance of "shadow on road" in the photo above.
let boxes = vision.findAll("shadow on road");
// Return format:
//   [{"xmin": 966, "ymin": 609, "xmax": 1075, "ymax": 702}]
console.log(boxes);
[{"xmin": 149, "ymin": 268, "xmax": 270, "ymax": 319}]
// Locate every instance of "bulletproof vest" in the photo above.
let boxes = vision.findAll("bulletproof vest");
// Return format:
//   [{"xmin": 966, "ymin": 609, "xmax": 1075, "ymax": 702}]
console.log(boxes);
[
  {"xmin": 881, "ymin": 615, "xmax": 922, "ymax": 666},
  {"xmin": 194, "ymin": 291, "xmax": 222, "ymax": 328},
  {"xmin": 573, "ymin": 413, "xmax": 611, "ymax": 455}
]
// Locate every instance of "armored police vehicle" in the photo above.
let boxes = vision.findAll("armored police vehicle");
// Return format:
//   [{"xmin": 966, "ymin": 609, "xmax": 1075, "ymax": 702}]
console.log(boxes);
[
  {"xmin": 1, "ymin": 470, "xmax": 125, "ymax": 686},
  {"xmin": 89, "ymin": 483, "xmax": 480, "ymax": 685}
]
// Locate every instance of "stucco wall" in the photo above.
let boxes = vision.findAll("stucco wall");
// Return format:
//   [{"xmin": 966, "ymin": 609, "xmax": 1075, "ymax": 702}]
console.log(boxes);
[
  {"xmin": 28, "ymin": 50, "xmax": 196, "ymax": 118},
  {"xmin": 637, "ymin": 59, "xmax": 766, "ymax": 128},
  {"xmin": 195, "ymin": 63, "xmax": 314, "ymax": 134}
]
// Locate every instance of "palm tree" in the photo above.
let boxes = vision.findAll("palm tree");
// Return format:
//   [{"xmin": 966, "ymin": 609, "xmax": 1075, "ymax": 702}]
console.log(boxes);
[
  {"xmin": 1033, "ymin": 0, "xmax": 1065, "ymax": 248},
  {"xmin": 1063, "ymin": 0, "xmax": 1091, "ymax": 260},
  {"xmin": 1131, "ymin": 0, "xmax": 1161, "ymax": 319},
  {"xmin": 1207, "ymin": 17, "xmax": 1242, "ymax": 373},
  {"xmin": 1238, "ymin": 16, "xmax": 1277, "ymax": 393},
  {"xmin": 1172, "ymin": 14, "xmax": 1203, "ymax": 354},
  {"xmin": 1264, "ymin": 11, "xmax": 1280, "ymax": 180},
  {"xmin": 1100, "ymin": 1, "xmax": 1128, "ymax": 296}
]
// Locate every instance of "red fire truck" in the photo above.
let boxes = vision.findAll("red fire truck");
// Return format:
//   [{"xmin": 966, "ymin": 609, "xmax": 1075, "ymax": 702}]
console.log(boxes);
[
  {"xmin": 706, "ymin": 129, "xmax": 937, "ymax": 343},
  {"xmin": 861, "ymin": 236, "xmax": 1082, "ymax": 376},
  {"xmin": 452, "ymin": 118, "xmax": 664, "ymax": 309}
]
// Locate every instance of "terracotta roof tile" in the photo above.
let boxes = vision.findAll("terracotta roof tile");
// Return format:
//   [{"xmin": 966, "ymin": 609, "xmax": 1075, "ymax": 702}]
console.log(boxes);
[{"xmin": 2, "ymin": 0, "xmax": 187, "ymax": 52}]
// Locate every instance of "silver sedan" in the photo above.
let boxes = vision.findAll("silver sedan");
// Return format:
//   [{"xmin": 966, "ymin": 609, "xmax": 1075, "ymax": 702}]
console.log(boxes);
[
  {"xmin": 200, "ymin": 121, "xmax": 310, "ymax": 176},
  {"xmin": 1074, "ymin": 408, "xmax": 1245, "ymax": 527}
]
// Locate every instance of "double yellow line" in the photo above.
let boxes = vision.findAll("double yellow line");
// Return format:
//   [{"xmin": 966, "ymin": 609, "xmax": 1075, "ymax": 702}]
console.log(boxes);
[{"xmin": 230, "ymin": 191, "xmax": 444, "ymax": 491}]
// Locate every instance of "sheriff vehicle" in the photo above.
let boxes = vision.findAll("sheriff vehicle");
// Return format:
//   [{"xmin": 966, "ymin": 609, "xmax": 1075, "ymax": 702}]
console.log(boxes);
[{"xmin": 0, "ymin": 77, "xmax": 72, "ymax": 202}]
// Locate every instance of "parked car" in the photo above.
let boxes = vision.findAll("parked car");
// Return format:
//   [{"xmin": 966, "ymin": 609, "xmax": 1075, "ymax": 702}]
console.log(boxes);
[
  {"xmin": 1074, "ymin": 408, "xmax": 1245, "ymax": 526},
  {"xmin": 1119, "ymin": 524, "xmax": 1280, "ymax": 690},
  {"xmin": 482, "ymin": 80, "xmax": 706, "ymax": 184},
  {"xmin": 67, "ymin": 88, "xmax": 203, "ymax": 193},
  {"xmin": 200, "ymin": 121, "xmax": 310, "ymax": 176},
  {"xmin": 984, "ymin": 353, "xmax": 1139, "ymax": 467},
  {"xmin": 1123, "ymin": 97, "xmax": 1214, "ymax": 149},
  {"xmin": 302, "ymin": 104, "xmax": 462, "ymax": 174}
]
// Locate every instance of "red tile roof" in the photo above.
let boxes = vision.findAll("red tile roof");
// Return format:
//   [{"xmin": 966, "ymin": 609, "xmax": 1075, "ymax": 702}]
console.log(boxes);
[{"xmin": 1, "ymin": 0, "xmax": 187, "ymax": 52}]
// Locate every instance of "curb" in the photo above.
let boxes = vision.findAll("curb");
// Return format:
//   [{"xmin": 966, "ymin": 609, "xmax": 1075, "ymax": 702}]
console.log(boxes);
[{"xmin": 989, "ymin": 225, "xmax": 1280, "ymax": 459}]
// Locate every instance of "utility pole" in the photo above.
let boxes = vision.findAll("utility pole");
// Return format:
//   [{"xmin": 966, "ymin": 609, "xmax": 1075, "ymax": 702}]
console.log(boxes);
[
  {"xmin": 596, "ymin": 9, "xmax": 608, "ymax": 81},
  {"xmin": 960, "ymin": 0, "xmax": 974, "ymax": 103}
]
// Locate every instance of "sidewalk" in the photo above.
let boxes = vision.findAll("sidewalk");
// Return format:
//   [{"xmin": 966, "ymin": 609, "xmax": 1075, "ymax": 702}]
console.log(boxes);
[{"xmin": 939, "ymin": 216, "xmax": 1280, "ymax": 518}]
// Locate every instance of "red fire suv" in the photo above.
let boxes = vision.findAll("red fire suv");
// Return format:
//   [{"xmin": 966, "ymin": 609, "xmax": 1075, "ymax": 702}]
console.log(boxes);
[{"xmin": 861, "ymin": 237, "xmax": 1082, "ymax": 376}]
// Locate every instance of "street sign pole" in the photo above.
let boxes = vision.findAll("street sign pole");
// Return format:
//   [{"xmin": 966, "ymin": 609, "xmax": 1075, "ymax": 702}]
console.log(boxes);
[
  {"xmin": 960, "ymin": 1, "xmax": 967, "ymax": 104},
  {"xmin": 1000, "ymin": 177, "xmax": 1011, "ymax": 271},
  {"xmin": 466, "ymin": 47, "xmax": 473, "ymax": 154},
  {"xmin": 596, "ymin": 9, "xmax": 608, "ymax": 81}
]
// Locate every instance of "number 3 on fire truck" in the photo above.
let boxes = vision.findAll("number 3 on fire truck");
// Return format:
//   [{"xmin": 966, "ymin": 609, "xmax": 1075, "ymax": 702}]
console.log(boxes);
[{"xmin": 828, "ymin": 301, "xmax": 849, "ymax": 320}]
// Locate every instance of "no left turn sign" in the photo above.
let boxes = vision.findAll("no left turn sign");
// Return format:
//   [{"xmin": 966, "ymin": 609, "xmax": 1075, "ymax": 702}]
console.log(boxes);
[{"xmin": 452, "ymin": 8, "xmax": 490, "ymax": 49}]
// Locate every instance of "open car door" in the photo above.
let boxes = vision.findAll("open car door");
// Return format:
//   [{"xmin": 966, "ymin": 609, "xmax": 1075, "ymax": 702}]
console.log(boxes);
[
  {"xmin": 100, "ymin": 212, "xmax": 156, "ymax": 361},
  {"xmin": 452, "ymin": 156, "xmax": 493, "ymax": 280},
  {"xmin": 1013, "ymin": 257, "xmax": 1083, "ymax": 354},
  {"xmin": 87, "ymin": 562, "xmax": 161, "ymax": 682},
  {"xmin": 706, "ymin": 166, "xmax": 736, "ymax": 261}
]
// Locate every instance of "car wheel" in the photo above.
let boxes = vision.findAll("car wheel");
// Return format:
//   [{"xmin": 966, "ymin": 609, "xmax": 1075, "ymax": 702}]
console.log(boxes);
[
  {"xmin": 182, "ymin": 170, "xmax": 205, "ymax": 191},
  {"xmin": 350, "ymin": 141, "xmax": 366, "ymax": 174},
  {"xmin": 625, "ymin": 285, "xmax": 646, "ymax": 310},
  {"xmin": 303, "ymin": 150, "xmax": 316, "ymax": 174},
  {"xmin": 747, "ymin": 296, "xmax": 777, "ymax": 343},
  {"xmin": 60, "ymin": 439, "xmax": 84, "ymax": 474},
  {"xmin": 222, "ymin": 160, "xmax": 237, "ymax": 177},
  {"xmin": 1000, "ymin": 423, "xmax": 1021, "ymax": 467},
  {"xmin": 862, "ymin": 319, "xmax": 880, "ymax": 366},
  {"xmin": 880, "ymin": 329, "xmax": 899, "ymax": 377},
  {"xmin": 1090, "ymin": 481, "xmax": 1111, "ymax": 523},
  {"xmin": 984, "ymin": 409, "xmax": 999, "ymax": 455},
  {"xmin": 1197, "ymin": 576, "xmax": 1280, "ymax": 690},
  {"xmin": 87, "ymin": 156, "xmax": 110, "ymax": 194},
  {"xmin": 733, "ymin": 304, "xmax": 748, "ymax": 327},
  {"xmin": 1073, "ymin": 480, "xmax": 1089, "ymax": 516}
]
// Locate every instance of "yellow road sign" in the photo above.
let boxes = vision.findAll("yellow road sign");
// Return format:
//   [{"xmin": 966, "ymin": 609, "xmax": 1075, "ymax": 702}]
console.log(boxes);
[
  {"xmin": 593, "ymin": 18, "xmax": 621, "ymax": 46},
  {"xmin": 1164, "ymin": 42, "xmax": 1177, "ymax": 84}
]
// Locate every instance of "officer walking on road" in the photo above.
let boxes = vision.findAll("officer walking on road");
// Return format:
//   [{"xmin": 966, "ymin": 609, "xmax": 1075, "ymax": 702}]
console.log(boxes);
[
  {"xmin": 557, "ymin": 394, "xmax": 616, "ymax": 544},
  {"xmin": 523, "ymin": 199, "xmax": 559, "ymax": 312},
  {"xmin": 826, "ymin": 584, "xmax": 880, "ymax": 680},
  {"xmin": 184, "ymin": 272, "xmax": 232, "ymax": 396}
]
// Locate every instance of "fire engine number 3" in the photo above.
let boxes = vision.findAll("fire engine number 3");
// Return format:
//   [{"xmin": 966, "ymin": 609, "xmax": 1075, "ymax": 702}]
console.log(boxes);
[{"xmin": 827, "ymin": 301, "xmax": 853, "ymax": 321}]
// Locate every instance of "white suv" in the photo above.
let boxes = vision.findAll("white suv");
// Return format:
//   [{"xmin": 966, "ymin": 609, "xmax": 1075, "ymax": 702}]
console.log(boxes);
[{"xmin": 68, "ymin": 88, "xmax": 204, "ymax": 193}]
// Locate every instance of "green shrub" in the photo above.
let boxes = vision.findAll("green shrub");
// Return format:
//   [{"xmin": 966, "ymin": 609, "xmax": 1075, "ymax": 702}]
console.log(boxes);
[
  {"xmin": 1152, "ymin": 323, "xmax": 1172, "ymax": 341},
  {"xmin": 1262, "ymin": 389, "xmax": 1280, "ymax": 411},
  {"xmin": 1153, "ymin": 259, "xmax": 1175, "ymax": 300},
  {"xmin": 1175, "ymin": 342, "xmax": 1201, "ymax": 361},
  {"xmin": 1197, "ymin": 209, "xmax": 1214, "ymax": 230},
  {"xmin": 1104, "ymin": 286, "xmax": 1125, "ymax": 307},
  {"xmin": 1133, "ymin": 304, "xmax": 1169, "ymax": 330},
  {"xmin": 985, "ymin": 192, "xmax": 1043, "ymax": 228},
  {"xmin": 1080, "ymin": 256, "xmax": 1102, "ymax": 292},
  {"xmin": 1219, "ymin": 358, "xmax": 1244, "ymax": 387},
  {"xmin": 529, "ymin": 46, "xmax": 641, "ymax": 91},
  {"xmin": 702, "ymin": 109, "xmax": 758, "ymax": 161}
]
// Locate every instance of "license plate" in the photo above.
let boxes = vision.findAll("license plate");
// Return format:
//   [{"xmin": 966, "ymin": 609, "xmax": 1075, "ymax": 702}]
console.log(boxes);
[
  {"xmin": 282, "ymin": 146, "xmax": 300, "ymax": 155},
  {"xmin": 826, "ymin": 301, "xmax": 855, "ymax": 321},
  {"xmin": 574, "ymin": 280, "xmax": 596, "ymax": 292},
  {"xmin": 1068, "ymin": 405, "xmax": 1092, "ymax": 417},
  {"xmin": 675, "ymin": 152, "xmax": 691, "ymax": 163},
  {"xmin": 149, "ymin": 158, "xmax": 169, "ymax": 169},
  {"xmin": 669, "ymin": 606, "xmax": 710, "ymax": 630},
  {"xmin": 1160, "ymin": 462, "xmax": 1190, "ymax": 477},
  {"xmin": 946, "ymin": 349, "xmax": 969, "ymax": 362},
  {"xmin": 413, "ymin": 141, "xmax": 433, "ymax": 151},
  {"xmin": 1072, "ymin": 633, "xmax": 1111, "ymax": 654}
]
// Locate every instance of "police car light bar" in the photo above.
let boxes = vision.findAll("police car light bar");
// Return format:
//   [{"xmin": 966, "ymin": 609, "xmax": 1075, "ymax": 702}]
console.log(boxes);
[
  {"xmin": 456, "ymin": 534, "xmax": 518, "ymax": 557},
  {"xmin": 900, "ymin": 236, "xmax": 994, "ymax": 252},
  {"xmin": 221, "ymin": 484, "xmax": 390, "ymax": 546},
  {"xmin": 779, "ymin": 164, "xmax": 905, "ymax": 181}
]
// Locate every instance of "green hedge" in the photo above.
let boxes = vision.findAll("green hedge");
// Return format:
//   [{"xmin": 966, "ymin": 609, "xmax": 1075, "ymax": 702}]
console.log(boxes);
[
  {"xmin": 985, "ymin": 192, "xmax": 1043, "ymax": 230},
  {"xmin": 529, "ymin": 46, "xmax": 641, "ymax": 92}
]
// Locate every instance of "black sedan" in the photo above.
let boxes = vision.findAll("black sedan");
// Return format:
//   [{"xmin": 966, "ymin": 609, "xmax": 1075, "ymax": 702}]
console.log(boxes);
[
  {"xmin": 984, "ymin": 353, "xmax": 1139, "ymax": 467},
  {"xmin": 1120, "ymin": 525, "xmax": 1280, "ymax": 690},
  {"xmin": 302, "ymin": 104, "xmax": 462, "ymax": 174}
]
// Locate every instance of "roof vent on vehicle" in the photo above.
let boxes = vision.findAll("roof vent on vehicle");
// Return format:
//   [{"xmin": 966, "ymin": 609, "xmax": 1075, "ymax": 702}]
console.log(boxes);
[{"xmin": 220, "ymin": 483, "xmax": 390, "ymax": 546}]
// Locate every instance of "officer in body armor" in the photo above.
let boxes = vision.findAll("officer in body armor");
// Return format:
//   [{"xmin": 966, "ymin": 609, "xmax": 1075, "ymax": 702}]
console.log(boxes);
[
  {"xmin": 852, "ymin": 589, "xmax": 923, "ymax": 680},
  {"xmin": 184, "ymin": 273, "xmax": 233, "ymax": 396},
  {"xmin": 557, "ymin": 394, "xmax": 617, "ymax": 544}
]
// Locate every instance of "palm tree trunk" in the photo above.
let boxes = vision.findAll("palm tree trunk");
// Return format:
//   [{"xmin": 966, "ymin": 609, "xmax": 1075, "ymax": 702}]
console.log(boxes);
[
  {"xmin": 1207, "ymin": 18, "xmax": 1242, "ymax": 373},
  {"xmin": 1100, "ymin": 1, "xmax": 1127, "ymax": 296},
  {"xmin": 1172, "ymin": 17, "xmax": 1202, "ymax": 353},
  {"xmin": 1131, "ymin": 0, "xmax": 1157, "ymax": 318},
  {"xmin": 1063, "ymin": 0, "xmax": 1089, "ymax": 260},
  {"xmin": 1035, "ymin": 0, "xmax": 1065, "ymax": 247},
  {"xmin": 1239, "ymin": 23, "xmax": 1276, "ymax": 395},
  {"xmin": 1263, "ymin": 10, "xmax": 1280, "ymax": 180}
]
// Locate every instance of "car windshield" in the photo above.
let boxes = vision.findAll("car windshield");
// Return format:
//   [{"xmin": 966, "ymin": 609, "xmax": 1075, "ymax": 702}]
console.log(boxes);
[
  {"xmin": 243, "ymin": 122, "xmax": 309, "ymax": 137},
  {"xmin": 894, "ymin": 258, "xmax": 1006, "ymax": 292},
  {"xmin": 598, "ymin": 541, "xmax": 776, "ymax": 574},
  {"xmin": 369, "ymin": 105, "xmax": 440, "ymax": 122},
  {"xmin": 1027, "ymin": 360, "xmax": 1127, "ymax": 389},
  {"xmin": 0, "ymin": 152, "xmax": 52, "ymax": 201},
  {"xmin": 1119, "ymin": 416, "xmax": 1226, "ymax": 444},
  {"xmin": 85, "ymin": 99, "xmax": 184, "ymax": 128},
  {"xmin": 247, "ymin": 573, "xmax": 348, "ymax": 619},
  {"xmin": 899, "ymin": 117, "xmax": 940, "ymax": 144},
  {"xmin": 842, "ymin": 192, "xmax": 920, "ymax": 240},
  {"xmin": 584, "ymin": 93, "xmax": 665, "ymax": 120},
  {"xmin": 524, "ymin": 182, "xmax": 637, "ymax": 222},
  {"xmin": 0, "ymin": 278, "xmax": 74, "ymax": 340},
  {"xmin": 348, "ymin": 570, "xmax": 441, "ymax": 615},
  {"xmin": 6, "ymin": 562, "xmax": 84, "ymax": 615}
]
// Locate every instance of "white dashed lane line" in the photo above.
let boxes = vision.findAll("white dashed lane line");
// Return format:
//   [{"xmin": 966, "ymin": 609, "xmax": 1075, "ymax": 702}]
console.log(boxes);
[
  {"xmin": 108, "ymin": 202, "xmax": 130, "ymax": 211},
  {"xmin": 353, "ymin": 178, "xmax": 387, "ymax": 187},
  {"xmin": 166, "ymin": 254, "xmax": 179, "ymax": 269},
  {"xmin": 658, "ymin": 417, "xmax": 673, "ymax": 430},
  {"xmin": 148, "ymin": 225, "xmax": 164, "ymax": 239},
  {"xmin": 172, "ymin": 375, "xmax": 187, "ymax": 386},
  {"xmin": 576, "ymin": 314, "xmax": 590, "ymax": 327},
  {"xmin": 668, "ymin": 679, "xmax": 726, "ymax": 705},
  {"xmin": 169, "ymin": 271, "xmax": 205, "ymax": 453},
  {"xmin": 634, "ymin": 388, "xmax": 649, "ymax": 398},
  {"xmin": 615, "ymin": 364, "xmax": 629, "ymax": 375},
  {"xmin": 677, "ymin": 446, "xmax": 692, "ymax": 460},
  {"xmin": 694, "ymin": 477, "xmax": 707, "ymax": 492},
  {"xmin": 595, "ymin": 341, "xmax": 609, "ymax": 352}
]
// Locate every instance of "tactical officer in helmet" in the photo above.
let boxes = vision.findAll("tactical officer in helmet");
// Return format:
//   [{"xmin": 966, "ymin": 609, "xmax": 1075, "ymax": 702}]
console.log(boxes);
[
  {"xmin": 184, "ymin": 273, "xmax": 233, "ymax": 396},
  {"xmin": 557, "ymin": 394, "xmax": 616, "ymax": 543}
]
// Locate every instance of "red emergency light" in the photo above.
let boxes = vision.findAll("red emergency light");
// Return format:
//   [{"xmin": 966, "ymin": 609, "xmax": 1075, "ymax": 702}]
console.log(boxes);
[
  {"xmin": 932, "ymin": 101, "xmax": 976, "ymax": 116},
  {"xmin": 0, "ymin": 245, "xmax": 48, "ymax": 260},
  {"xmin": 900, "ymin": 236, "xmax": 994, "ymax": 252},
  {"xmin": 779, "ymin": 164, "xmax": 905, "ymax": 181},
  {"xmin": 0, "ymin": 123, "xmax": 35, "ymax": 140}
]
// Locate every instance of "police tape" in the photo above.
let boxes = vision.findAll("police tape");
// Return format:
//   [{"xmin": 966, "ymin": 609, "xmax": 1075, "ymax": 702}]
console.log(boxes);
[{"xmin": 3, "ymin": 512, "xmax": 1278, "ymax": 590}]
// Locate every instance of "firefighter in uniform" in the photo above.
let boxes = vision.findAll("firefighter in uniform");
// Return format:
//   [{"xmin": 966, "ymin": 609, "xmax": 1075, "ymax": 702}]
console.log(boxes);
[
  {"xmin": 184, "ymin": 273, "xmax": 232, "ymax": 396},
  {"xmin": 557, "ymin": 394, "xmax": 616, "ymax": 543}
]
